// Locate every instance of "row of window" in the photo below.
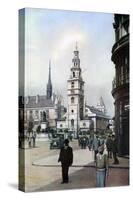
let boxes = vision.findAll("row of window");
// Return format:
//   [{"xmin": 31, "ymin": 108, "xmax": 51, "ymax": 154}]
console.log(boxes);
[
  {"xmin": 25, "ymin": 110, "xmax": 47, "ymax": 122},
  {"xmin": 115, "ymin": 22, "xmax": 129, "ymax": 41},
  {"xmin": 115, "ymin": 100, "xmax": 129, "ymax": 117},
  {"xmin": 72, "ymin": 71, "xmax": 81, "ymax": 78},
  {"xmin": 59, "ymin": 121, "xmax": 87, "ymax": 128},
  {"xmin": 116, "ymin": 67, "xmax": 129, "ymax": 86},
  {"xmin": 71, "ymin": 81, "xmax": 83, "ymax": 89}
]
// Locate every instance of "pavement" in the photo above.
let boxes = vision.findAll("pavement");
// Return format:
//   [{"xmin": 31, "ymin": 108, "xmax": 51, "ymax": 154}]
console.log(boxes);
[
  {"xmin": 35, "ymin": 167, "xmax": 129, "ymax": 192},
  {"xmin": 32, "ymin": 148, "xmax": 129, "ymax": 169},
  {"xmin": 19, "ymin": 139, "xmax": 129, "ymax": 192},
  {"xmin": 32, "ymin": 148, "xmax": 94, "ymax": 167}
]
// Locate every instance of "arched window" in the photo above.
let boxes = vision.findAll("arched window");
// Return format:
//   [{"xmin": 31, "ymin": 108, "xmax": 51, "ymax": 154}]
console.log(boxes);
[
  {"xmin": 71, "ymin": 110, "xmax": 74, "ymax": 113},
  {"xmin": 71, "ymin": 119, "xmax": 74, "ymax": 127},
  {"xmin": 73, "ymin": 72, "xmax": 75, "ymax": 78},
  {"xmin": 71, "ymin": 81, "xmax": 74, "ymax": 88},
  {"xmin": 83, "ymin": 123, "xmax": 86, "ymax": 127},
  {"xmin": 43, "ymin": 111, "xmax": 46, "ymax": 122},
  {"xmin": 71, "ymin": 97, "xmax": 74, "ymax": 104}
]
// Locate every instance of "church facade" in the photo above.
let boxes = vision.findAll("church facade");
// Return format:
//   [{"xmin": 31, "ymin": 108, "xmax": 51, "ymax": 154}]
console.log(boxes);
[
  {"xmin": 57, "ymin": 46, "xmax": 110, "ymax": 137},
  {"xmin": 22, "ymin": 61, "xmax": 64, "ymax": 132},
  {"xmin": 19, "ymin": 46, "xmax": 111, "ymax": 135}
]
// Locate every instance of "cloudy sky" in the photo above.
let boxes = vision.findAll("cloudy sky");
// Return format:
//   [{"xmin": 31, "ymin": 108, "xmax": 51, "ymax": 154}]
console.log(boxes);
[{"xmin": 24, "ymin": 8, "xmax": 115, "ymax": 117}]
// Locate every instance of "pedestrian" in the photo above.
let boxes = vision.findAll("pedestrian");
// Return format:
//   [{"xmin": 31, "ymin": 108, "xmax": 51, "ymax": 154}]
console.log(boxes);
[
  {"xmin": 112, "ymin": 135, "xmax": 119, "ymax": 164},
  {"xmin": 32, "ymin": 131, "xmax": 36, "ymax": 148},
  {"xmin": 92, "ymin": 135, "xmax": 100, "ymax": 161},
  {"xmin": 28, "ymin": 136, "xmax": 31, "ymax": 148},
  {"xmin": 59, "ymin": 135, "xmax": 64, "ymax": 149},
  {"xmin": 99, "ymin": 135, "xmax": 105, "ymax": 146},
  {"xmin": 80, "ymin": 136, "xmax": 87, "ymax": 149},
  {"xmin": 106, "ymin": 134, "xmax": 113, "ymax": 158},
  {"xmin": 58, "ymin": 139, "xmax": 73, "ymax": 184},
  {"xmin": 96, "ymin": 145, "xmax": 109, "ymax": 187}
]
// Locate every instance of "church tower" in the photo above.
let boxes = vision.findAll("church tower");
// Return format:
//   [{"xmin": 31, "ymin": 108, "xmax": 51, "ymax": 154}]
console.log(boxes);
[
  {"xmin": 96, "ymin": 96, "xmax": 107, "ymax": 114},
  {"xmin": 46, "ymin": 60, "xmax": 52, "ymax": 99},
  {"xmin": 67, "ymin": 44, "xmax": 84, "ymax": 136}
]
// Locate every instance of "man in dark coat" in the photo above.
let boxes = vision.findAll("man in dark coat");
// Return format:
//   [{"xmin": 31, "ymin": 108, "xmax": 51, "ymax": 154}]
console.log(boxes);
[
  {"xmin": 112, "ymin": 135, "xmax": 119, "ymax": 164},
  {"xmin": 58, "ymin": 139, "xmax": 73, "ymax": 183},
  {"xmin": 106, "ymin": 135, "xmax": 113, "ymax": 158}
]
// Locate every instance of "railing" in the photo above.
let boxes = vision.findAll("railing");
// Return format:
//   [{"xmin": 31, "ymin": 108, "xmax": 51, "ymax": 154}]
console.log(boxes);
[{"xmin": 112, "ymin": 34, "xmax": 129, "ymax": 53}]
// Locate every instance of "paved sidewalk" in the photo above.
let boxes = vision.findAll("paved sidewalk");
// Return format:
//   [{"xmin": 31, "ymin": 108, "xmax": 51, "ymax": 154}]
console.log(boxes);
[
  {"xmin": 20, "ymin": 140, "xmax": 129, "ymax": 192},
  {"xmin": 32, "ymin": 149, "xmax": 94, "ymax": 166},
  {"xmin": 32, "ymin": 148, "xmax": 129, "ymax": 169},
  {"xmin": 35, "ymin": 166, "xmax": 129, "ymax": 192}
]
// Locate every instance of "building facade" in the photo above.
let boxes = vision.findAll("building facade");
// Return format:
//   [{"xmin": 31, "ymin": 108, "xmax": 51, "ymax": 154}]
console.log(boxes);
[{"xmin": 111, "ymin": 14, "xmax": 129, "ymax": 155}]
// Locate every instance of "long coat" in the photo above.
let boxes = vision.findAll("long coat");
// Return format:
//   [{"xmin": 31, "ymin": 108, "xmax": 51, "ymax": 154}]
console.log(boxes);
[
  {"xmin": 106, "ymin": 138, "xmax": 113, "ymax": 151},
  {"xmin": 58, "ymin": 146, "xmax": 73, "ymax": 166},
  {"xmin": 112, "ymin": 139, "xmax": 118, "ymax": 153}
]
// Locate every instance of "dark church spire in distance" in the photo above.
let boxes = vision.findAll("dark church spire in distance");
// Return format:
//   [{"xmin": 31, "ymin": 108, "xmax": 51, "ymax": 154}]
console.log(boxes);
[{"xmin": 46, "ymin": 60, "xmax": 52, "ymax": 99}]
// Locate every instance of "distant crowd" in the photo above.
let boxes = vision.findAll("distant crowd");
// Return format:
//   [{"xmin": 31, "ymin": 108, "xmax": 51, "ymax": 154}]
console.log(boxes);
[{"xmin": 78, "ymin": 133, "xmax": 119, "ymax": 164}]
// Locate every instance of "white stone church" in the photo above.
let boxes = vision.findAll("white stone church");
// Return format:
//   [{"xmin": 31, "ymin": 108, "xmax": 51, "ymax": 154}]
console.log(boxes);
[{"xmin": 57, "ymin": 45, "xmax": 110, "ymax": 137}]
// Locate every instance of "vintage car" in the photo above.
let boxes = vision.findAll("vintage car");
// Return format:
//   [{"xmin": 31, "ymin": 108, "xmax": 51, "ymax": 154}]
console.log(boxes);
[{"xmin": 49, "ymin": 133, "xmax": 64, "ymax": 149}]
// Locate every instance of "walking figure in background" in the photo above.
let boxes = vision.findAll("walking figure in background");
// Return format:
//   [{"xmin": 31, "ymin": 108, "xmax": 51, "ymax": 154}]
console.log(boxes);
[
  {"xmin": 112, "ymin": 135, "xmax": 119, "ymax": 164},
  {"xmin": 96, "ymin": 145, "xmax": 109, "ymax": 187},
  {"xmin": 58, "ymin": 139, "xmax": 73, "ymax": 184},
  {"xmin": 32, "ymin": 131, "xmax": 36, "ymax": 148},
  {"xmin": 92, "ymin": 135, "xmax": 100, "ymax": 161},
  {"xmin": 28, "ymin": 136, "xmax": 31, "ymax": 148},
  {"xmin": 106, "ymin": 134, "xmax": 113, "ymax": 158}
]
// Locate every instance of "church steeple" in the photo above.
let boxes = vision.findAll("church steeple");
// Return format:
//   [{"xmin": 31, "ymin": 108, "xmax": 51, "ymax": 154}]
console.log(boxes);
[
  {"xmin": 67, "ymin": 44, "xmax": 84, "ymax": 136},
  {"xmin": 46, "ymin": 60, "xmax": 52, "ymax": 99},
  {"xmin": 71, "ymin": 43, "xmax": 82, "ymax": 79}
]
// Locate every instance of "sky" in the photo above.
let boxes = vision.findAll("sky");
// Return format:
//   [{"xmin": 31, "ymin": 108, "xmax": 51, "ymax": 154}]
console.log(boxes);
[{"xmin": 23, "ymin": 8, "xmax": 115, "ymax": 117}]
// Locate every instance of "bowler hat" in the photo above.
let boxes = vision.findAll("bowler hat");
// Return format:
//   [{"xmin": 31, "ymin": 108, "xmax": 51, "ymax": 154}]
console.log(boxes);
[{"xmin": 64, "ymin": 139, "xmax": 69, "ymax": 144}]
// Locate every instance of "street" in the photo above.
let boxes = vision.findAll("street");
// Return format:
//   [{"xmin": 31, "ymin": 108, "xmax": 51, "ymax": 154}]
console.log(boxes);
[{"xmin": 19, "ymin": 138, "xmax": 129, "ymax": 192}]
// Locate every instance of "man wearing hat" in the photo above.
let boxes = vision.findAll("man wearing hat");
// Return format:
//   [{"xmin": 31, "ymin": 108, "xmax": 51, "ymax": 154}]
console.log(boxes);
[
  {"xmin": 106, "ymin": 134, "xmax": 113, "ymax": 158},
  {"xmin": 58, "ymin": 139, "xmax": 73, "ymax": 183},
  {"xmin": 112, "ymin": 135, "xmax": 119, "ymax": 164},
  {"xmin": 96, "ymin": 145, "xmax": 108, "ymax": 187}
]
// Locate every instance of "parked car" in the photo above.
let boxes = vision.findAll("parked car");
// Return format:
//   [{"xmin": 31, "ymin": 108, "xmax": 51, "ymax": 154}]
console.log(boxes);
[{"xmin": 49, "ymin": 133, "xmax": 64, "ymax": 149}]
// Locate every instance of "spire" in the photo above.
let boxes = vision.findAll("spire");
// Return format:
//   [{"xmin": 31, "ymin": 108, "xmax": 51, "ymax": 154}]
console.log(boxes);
[
  {"xmin": 48, "ymin": 60, "xmax": 51, "ymax": 83},
  {"xmin": 97, "ymin": 96, "xmax": 107, "ymax": 114},
  {"xmin": 72, "ymin": 42, "xmax": 80, "ymax": 68},
  {"xmin": 100, "ymin": 96, "xmax": 105, "ymax": 107},
  {"xmin": 46, "ymin": 60, "xmax": 52, "ymax": 99}
]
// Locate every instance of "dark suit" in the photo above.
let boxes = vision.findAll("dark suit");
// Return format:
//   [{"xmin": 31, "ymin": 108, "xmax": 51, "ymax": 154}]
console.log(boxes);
[
  {"xmin": 106, "ymin": 137, "xmax": 113, "ymax": 158},
  {"xmin": 112, "ymin": 139, "xmax": 119, "ymax": 164},
  {"xmin": 58, "ymin": 146, "xmax": 73, "ymax": 183}
]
